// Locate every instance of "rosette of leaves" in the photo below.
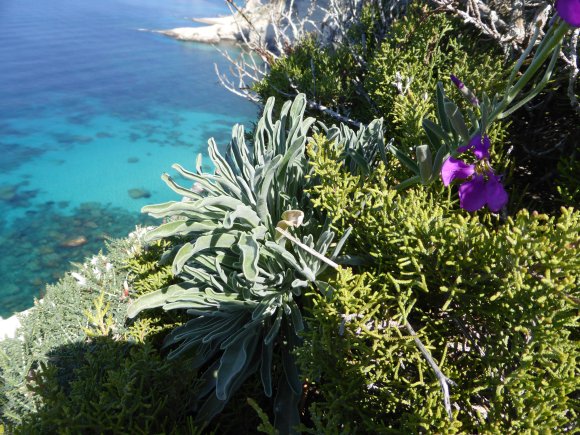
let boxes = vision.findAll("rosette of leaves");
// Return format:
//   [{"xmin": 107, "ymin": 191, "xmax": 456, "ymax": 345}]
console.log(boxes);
[
  {"xmin": 324, "ymin": 118, "xmax": 387, "ymax": 177},
  {"xmin": 127, "ymin": 94, "xmax": 349, "ymax": 433}
]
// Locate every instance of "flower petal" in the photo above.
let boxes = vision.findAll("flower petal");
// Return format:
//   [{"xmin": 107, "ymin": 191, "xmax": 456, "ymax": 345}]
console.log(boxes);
[
  {"xmin": 469, "ymin": 134, "xmax": 491, "ymax": 160},
  {"xmin": 485, "ymin": 174, "xmax": 509, "ymax": 212},
  {"xmin": 556, "ymin": 0, "xmax": 580, "ymax": 27},
  {"xmin": 441, "ymin": 157, "xmax": 475, "ymax": 186},
  {"xmin": 458, "ymin": 175, "xmax": 487, "ymax": 212},
  {"xmin": 450, "ymin": 74, "xmax": 464, "ymax": 89}
]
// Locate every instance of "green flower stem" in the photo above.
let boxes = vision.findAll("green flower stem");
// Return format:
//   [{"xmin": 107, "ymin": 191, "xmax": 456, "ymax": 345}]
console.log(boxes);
[
  {"xmin": 488, "ymin": 19, "xmax": 570, "ymax": 125},
  {"xmin": 275, "ymin": 227, "xmax": 339, "ymax": 269},
  {"xmin": 505, "ymin": 26, "xmax": 541, "ymax": 89},
  {"xmin": 509, "ymin": 20, "xmax": 568, "ymax": 99},
  {"xmin": 498, "ymin": 40, "xmax": 562, "ymax": 119}
]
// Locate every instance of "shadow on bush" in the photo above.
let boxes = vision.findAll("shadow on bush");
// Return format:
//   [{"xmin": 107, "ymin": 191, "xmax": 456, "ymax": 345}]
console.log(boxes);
[{"xmin": 15, "ymin": 336, "xmax": 202, "ymax": 434}]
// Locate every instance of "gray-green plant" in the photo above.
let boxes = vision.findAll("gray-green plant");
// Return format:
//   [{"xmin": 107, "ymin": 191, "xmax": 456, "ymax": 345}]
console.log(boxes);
[
  {"xmin": 0, "ymin": 234, "xmax": 205, "ymax": 434},
  {"xmin": 127, "ymin": 94, "xmax": 351, "ymax": 433},
  {"xmin": 0, "ymin": 253, "xmax": 130, "ymax": 428}
]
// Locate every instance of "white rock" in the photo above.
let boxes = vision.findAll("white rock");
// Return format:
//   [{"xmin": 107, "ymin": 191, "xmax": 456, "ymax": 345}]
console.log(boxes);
[
  {"xmin": 0, "ymin": 312, "xmax": 24, "ymax": 340},
  {"xmin": 158, "ymin": 0, "xmax": 328, "ymax": 46},
  {"xmin": 193, "ymin": 16, "xmax": 237, "ymax": 26},
  {"xmin": 158, "ymin": 25, "xmax": 238, "ymax": 44}
]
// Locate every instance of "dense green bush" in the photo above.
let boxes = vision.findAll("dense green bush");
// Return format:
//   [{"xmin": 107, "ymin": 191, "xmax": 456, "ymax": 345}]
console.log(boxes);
[
  {"xmin": 2, "ymin": 3, "xmax": 578, "ymax": 433},
  {"xmin": 0, "ymin": 233, "xmax": 203, "ymax": 434},
  {"xmin": 253, "ymin": 35, "xmax": 365, "ymax": 120},
  {"xmin": 17, "ymin": 339, "xmax": 200, "ymax": 434},
  {"xmin": 257, "ymin": 2, "xmax": 579, "ymax": 212},
  {"xmin": 295, "ymin": 137, "xmax": 579, "ymax": 433},
  {"xmin": 255, "ymin": 5, "xmax": 509, "ymax": 153},
  {"xmin": 365, "ymin": 6, "xmax": 508, "ymax": 151},
  {"xmin": 0, "ymin": 251, "xmax": 130, "ymax": 428}
]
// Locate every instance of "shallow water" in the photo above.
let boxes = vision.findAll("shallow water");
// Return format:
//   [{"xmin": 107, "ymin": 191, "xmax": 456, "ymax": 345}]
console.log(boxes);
[{"xmin": 0, "ymin": 0, "xmax": 256, "ymax": 316}]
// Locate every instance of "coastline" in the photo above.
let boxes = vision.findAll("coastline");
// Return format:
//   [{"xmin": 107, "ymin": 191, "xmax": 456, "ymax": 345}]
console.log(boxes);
[
  {"xmin": 157, "ymin": 0, "xmax": 324, "ymax": 46},
  {"xmin": 157, "ymin": 0, "xmax": 272, "ymax": 45}
]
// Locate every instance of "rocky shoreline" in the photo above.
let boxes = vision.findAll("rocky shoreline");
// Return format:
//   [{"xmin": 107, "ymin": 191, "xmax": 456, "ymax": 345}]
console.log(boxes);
[
  {"xmin": 0, "ymin": 3, "xmax": 260, "ymax": 345},
  {"xmin": 0, "ymin": 0, "xmax": 318, "ymax": 344},
  {"xmin": 157, "ymin": 0, "xmax": 325, "ymax": 46},
  {"xmin": 157, "ymin": 0, "xmax": 279, "ymax": 45}
]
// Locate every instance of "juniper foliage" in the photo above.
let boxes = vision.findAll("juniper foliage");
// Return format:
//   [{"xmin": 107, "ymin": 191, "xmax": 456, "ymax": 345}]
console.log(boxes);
[
  {"xmin": 296, "ymin": 136, "xmax": 579, "ymax": 433},
  {"xmin": 0, "ymin": 237, "xmax": 198, "ymax": 433},
  {"xmin": 254, "ymin": 5, "xmax": 509, "ymax": 153}
]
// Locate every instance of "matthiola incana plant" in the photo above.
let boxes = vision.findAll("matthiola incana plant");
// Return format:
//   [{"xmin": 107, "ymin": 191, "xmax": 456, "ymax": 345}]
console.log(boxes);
[
  {"xmin": 387, "ymin": 4, "xmax": 578, "ymax": 212},
  {"xmin": 127, "ymin": 94, "xmax": 352, "ymax": 434}
]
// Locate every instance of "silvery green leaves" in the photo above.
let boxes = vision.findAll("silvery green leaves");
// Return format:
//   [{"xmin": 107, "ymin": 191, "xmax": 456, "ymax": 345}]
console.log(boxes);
[
  {"xmin": 323, "ymin": 118, "xmax": 387, "ymax": 176},
  {"xmin": 127, "ymin": 94, "xmax": 348, "ymax": 434}
]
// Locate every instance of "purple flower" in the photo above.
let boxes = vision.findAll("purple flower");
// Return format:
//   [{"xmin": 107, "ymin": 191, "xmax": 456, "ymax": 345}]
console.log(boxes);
[
  {"xmin": 556, "ymin": 0, "xmax": 580, "ymax": 27},
  {"xmin": 457, "ymin": 173, "xmax": 508, "ymax": 212},
  {"xmin": 441, "ymin": 135, "xmax": 508, "ymax": 213},
  {"xmin": 457, "ymin": 134, "xmax": 491, "ymax": 160},
  {"xmin": 450, "ymin": 74, "xmax": 464, "ymax": 89},
  {"xmin": 441, "ymin": 157, "xmax": 474, "ymax": 186}
]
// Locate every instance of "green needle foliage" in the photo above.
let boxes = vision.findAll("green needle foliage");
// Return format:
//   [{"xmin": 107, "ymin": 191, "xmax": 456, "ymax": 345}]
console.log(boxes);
[
  {"xmin": 296, "ymin": 137, "xmax": 579, "ymax": 433},
  {"xmin": 0, "ymin": 236, "xmax": 198, "ymax": 434},
  {"xmin": 254, "ymin": 5, "xmax": 509, "ymax": 153},
  {"xmin": 127, "ymin": 95, "xmax": 350, "ymax": 432},
  {"xmin": 365, "ymin": 6, "xmax": 508, "ymax": 151}
]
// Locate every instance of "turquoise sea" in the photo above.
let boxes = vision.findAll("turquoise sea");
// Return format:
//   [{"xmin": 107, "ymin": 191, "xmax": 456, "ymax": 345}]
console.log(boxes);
[{"xmin": 0, "ymin": 0, "xmax": 256, "ymax": 317}]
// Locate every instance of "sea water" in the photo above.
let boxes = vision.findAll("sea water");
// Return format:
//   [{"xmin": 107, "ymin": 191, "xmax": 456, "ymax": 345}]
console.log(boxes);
[{"xmin": 0, "ymin": 0, "xmax": 257, "ymax": 316}]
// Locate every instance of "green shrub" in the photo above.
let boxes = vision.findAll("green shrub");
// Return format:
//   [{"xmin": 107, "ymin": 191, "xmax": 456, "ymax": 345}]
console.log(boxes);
[
  {"xmin": 0, "ymin": 233, "xmax": 201, "ymax": 433},
  {"xmin": 0, "ymin": 251, "xmax": 131, "ymax": 428},
  {"xmin": 296, "ymin": 139, "xmax": 579, "ymax": 433},
  {"xmin": 253, "ymin": 35, "xmax": 366, "ymax": 121},
  {"xmin": 17, "ymin": 339, "xmax": 200, "ymax": 434},
  {"xmin": 255, "ymin": 5, "xmax": 510, "ymax": 155},
  {"xmin": 365, "ymin": 6, "xmax": 508, "ymax": 151}
]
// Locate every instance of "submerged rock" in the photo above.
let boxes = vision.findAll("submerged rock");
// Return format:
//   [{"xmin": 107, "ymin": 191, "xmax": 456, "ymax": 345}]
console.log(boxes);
[
  {"xmin": 60, "ymin": 236, "xmax": 88, "ymax": 248},
  {"xmin": 128, "ymin": 188, "xmax": 151, "ymax": 199},
  {"xmin": 0, "ymin": 184, "xmax": 17, "ymax": 201},
  {"xmin": 85, "ymin": 221, "xmax": 99, "ymax": 229}
]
